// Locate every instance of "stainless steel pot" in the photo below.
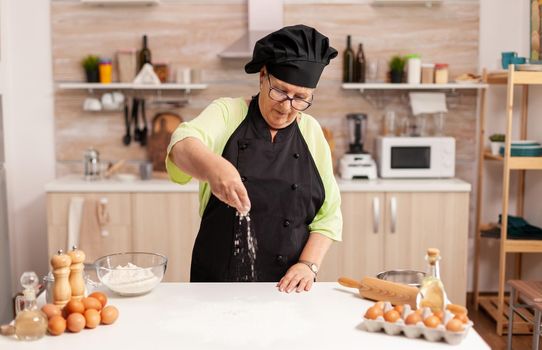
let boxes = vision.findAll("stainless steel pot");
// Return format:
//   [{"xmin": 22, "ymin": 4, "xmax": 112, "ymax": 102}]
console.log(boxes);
[{"xmin": 376, "ymin": 269, "xmax": 425, "ymax": 288}]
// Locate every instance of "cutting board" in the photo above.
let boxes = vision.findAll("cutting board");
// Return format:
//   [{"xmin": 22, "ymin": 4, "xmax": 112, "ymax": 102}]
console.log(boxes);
[{"xmin": 147, "ymin": 112, "xmax": 183, "ymax": 173}]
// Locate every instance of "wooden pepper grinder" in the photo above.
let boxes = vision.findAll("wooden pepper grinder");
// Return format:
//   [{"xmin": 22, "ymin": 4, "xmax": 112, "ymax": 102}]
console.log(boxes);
[
  {"xmin": 51, "ymin": 249, "xmax": 72, "ymax": 308},
  {"xmin": 67, "ymin": 246, "xmax": 86, "ymax": 301}
]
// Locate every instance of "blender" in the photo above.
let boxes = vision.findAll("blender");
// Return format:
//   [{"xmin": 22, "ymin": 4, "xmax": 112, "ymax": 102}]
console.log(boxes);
[{"xmin": 339, "ymin": 113, "xmax": 377, "ymax": 180}]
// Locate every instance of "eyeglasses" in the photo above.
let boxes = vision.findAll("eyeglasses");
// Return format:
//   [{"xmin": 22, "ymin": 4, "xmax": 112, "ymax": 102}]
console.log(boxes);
[{"xmin": 266, "ymin": 75, "xmax": 313, "ymax": 111}]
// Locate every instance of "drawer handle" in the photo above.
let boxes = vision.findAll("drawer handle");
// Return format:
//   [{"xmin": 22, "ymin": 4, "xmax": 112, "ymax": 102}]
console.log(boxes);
[
  {"xmin": 372, "ymin": 197, "xmax": 380, "ymax": 234},
  {"xmin": 390, "ymin": 196, "xmax": 397, "ymax": 234}
]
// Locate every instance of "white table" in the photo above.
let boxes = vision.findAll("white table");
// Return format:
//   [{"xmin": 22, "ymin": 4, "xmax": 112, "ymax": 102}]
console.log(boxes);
[{"xmin": 0, "ymin": 283, "xmax": 489, "ymax": 349}]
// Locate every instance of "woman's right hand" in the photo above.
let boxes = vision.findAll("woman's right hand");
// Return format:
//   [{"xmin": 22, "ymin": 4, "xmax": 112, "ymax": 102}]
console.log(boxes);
[{"xmin": 209, "ymin": 158, "xmax": 251, "ymax": 215}]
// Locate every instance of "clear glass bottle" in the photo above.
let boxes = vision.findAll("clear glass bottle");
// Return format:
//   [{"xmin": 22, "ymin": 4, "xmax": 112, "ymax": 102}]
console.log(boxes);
[
  {"xmin": 418, "ymin": 248, "xmax": 448, "ymax": 312},
  {"xmin": 14, "ymin": 272, "xmax": 48, "ymax": 341}
]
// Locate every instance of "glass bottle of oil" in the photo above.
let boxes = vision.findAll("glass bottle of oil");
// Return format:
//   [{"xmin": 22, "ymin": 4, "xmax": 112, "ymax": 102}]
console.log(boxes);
[
  {"xmin": 418, "ymin": 248, "xmax": 448, "ymax": 312},
  {"xmin": 14, "ymin": 272, "xmax": 47, "ymax": 340}
]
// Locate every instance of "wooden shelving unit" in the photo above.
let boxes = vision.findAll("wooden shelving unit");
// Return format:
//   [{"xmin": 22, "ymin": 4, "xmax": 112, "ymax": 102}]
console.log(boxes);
[{"xmin": 473, "ymin": 66, "xmax": 542, "ymax": 335}]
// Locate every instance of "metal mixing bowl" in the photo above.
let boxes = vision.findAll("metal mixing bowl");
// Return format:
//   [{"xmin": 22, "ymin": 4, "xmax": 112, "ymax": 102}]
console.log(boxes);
[{"xmin": 376, "ymin": 270, "xmax": 425, "ymax": 288}]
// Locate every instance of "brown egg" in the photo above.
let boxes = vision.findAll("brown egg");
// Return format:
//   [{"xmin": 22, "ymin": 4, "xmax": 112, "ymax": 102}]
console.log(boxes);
[
  {"xmin": 364, "ymin": 306, "xmax": 384, "ymax": 320},
  {"xmin": 101, "ymin": 305, "xmax": 119, "ymax": 325},
  {"xmin": 424, "ymin": 315, "xmax": 441, "ymax": 328},
  {"xmin": 41, "ymin": 304, "xmax": 61, "ymax": 319},
  {"xmin": 374, "ymin": 301, "xmax": 386, "ymax": 310},
  {"xmin": 405, "ymin": 312, "xmax": 422, "ymax": 325},
  {"xmin": 384, "ymin": 309, "xmax": 401, "ymax": 323},
  {"xmin": 433, "ymin": 310, "xmax": 444, "ymax": 320},
  {"xmin": 48, "ymin": 315, "xmax": 66, "ymax": 336},
  {"xmin": 394, "ymin": 305, "xmax": 404, "ymax": 314},
  {"xmin": 89, "ymin": 292, "xmax": 108, "ymax": 308},
  {"xmin": 84, "ymin": 309, "xmax": 101, "ymax": 329},
  {"xmin": 446, "ymin": 318, "xmax": 465, "ymax": 332},
  {"xmin": 82, "ymin": 297, "xmax": 102, "ymax": 311},
  {"xmin": 65, "ymin": 300, "xmax": 85, "ymax": 315},
  {"xmin": 66, "ymin": 313, "xmax": 86, "ymax": 333},
  {"xmin": 446, "ymin": 304, "xmax": 468, "ymax": 316},
  {"xmin": 454, "ymin": 313, "xmax": 470, "ymax": 324},
  {"xmin": 414, "ymin": 308, "xmax": 424, "ymax": 315}
]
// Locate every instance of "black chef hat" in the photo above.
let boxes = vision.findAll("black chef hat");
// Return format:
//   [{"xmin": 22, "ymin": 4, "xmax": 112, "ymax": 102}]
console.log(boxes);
[{"xmin": 245, "ymin": 24, "xmax": 338, "ymax": 88}]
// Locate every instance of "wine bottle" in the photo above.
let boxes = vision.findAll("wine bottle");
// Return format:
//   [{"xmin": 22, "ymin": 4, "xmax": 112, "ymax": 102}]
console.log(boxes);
[
  {"xmin": 343, "ymin": 35, "xmax": 355, "ymax": 83},
  {"xmin": 355, "ymin": 43, "xmax": 366, "ymax": 83},
  {"xmin": 138, "ymin": 34, "xmax": 152, "ymax": 71}
]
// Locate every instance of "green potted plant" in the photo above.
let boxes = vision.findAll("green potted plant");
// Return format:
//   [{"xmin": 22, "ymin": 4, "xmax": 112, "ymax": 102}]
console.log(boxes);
[
  {"xmin": 489, "ymin": 133, "xmax": 505, "ymax": 155},
  {"xmin": 389, "ymin": 55, "xmax": 406, "ymax": 83},
  {"xmin": 82, "ymin": 55, "xmax": 100, "ymax": 83}
]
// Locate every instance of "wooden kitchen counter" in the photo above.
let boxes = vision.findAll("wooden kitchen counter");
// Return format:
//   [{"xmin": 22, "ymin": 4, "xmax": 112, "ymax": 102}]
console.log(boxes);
[{"xmin": 0, "ymin": 283, "xmax": 488, "ymax": 349}]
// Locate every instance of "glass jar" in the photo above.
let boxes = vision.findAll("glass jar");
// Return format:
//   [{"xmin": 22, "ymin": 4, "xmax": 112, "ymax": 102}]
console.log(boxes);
[
  {"xmin": 117, "ymin": 49, "xmax": 137, "ymax": 83},
  {"xmin": 406, "ymin": 54, "xmax": 421, "ymax": 84},
  {"xmin": 99, "ymin": 58, "xmax": 113, "ymax": 84},
  {"xmin": 421, "ymin": 63, "xmax": 435, "ymax": 84},
  {"xmin": 434, "ymin": 63, "xmax": 449, "ymax": 84},
  {"xmin": 153, "ymin": 63, "xmax": 169, "ymax": 83}
]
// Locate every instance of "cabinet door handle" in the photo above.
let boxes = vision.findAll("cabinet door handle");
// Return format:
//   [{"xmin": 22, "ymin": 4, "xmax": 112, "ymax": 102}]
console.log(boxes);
[
  {"xmin": 390, "ymin": 196, "xmax": 397, "ymax": 234},
  {"xmin": 372, "ymin": 197, "xmax": 380, "ymax": 234}
]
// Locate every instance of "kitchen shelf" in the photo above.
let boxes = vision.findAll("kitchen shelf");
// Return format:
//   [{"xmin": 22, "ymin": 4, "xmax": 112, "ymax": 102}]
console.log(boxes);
[
  {"xmin": 483, "ymin": 151, "xmax": 542, "ymax": 169},
  {"xmin": 486, "ymin": 70, "xmax": 542, "ymax": 85},
  {"xmin": 57, "ymin": 82, "xmax": 207, "ymax": 94},
  {"xmin": 473, "ymin": 66, "xmax": 542, "ymax": 336},
  {"xmin": 342, "ymin": 82, "xmax": 487, "ymax": 93}
]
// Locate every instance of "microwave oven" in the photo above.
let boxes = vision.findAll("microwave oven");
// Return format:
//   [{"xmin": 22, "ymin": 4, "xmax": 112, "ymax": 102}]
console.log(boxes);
[{"xmin": 375, "ymin": 137, "xmax": 455, "ymax": 178}]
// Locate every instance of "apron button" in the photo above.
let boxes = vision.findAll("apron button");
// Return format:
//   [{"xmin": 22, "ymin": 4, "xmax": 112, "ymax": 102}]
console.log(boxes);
[
  {"xmin": 240, "ymin": 143, "xmax": 248, "ymax": 150},
  {"xmin": 291, "ymin": 183, "xmax": 298, "ymax": 190},
  {"xmin": 241, "ymin": 176, "xmax": 247, "ymax": 182},
  {"xmin": 293, "ymin": 153, "xmax": 300, "ymax": 159},
  {"xmin": 276, "ymin": 255, "xmax": 287, "ymax": 264},
  {"xmin": 283, "ymin": 220, "xmax": 290, "ymax": 227}
]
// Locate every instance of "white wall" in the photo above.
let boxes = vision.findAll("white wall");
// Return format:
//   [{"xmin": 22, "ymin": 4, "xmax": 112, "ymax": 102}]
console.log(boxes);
[
  {"xmin": 470, "ymin": 0, "xmax": 542, "ymax": 292},
  {"xmin": 2, "ymin": 0, "xmax": 55, "ymax": 293}
]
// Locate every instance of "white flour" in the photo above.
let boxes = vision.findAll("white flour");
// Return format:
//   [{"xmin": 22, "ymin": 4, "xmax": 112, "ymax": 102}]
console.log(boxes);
[{"xmin": 101, "ymin": 262, "xmax": 160, "ymax": 295}]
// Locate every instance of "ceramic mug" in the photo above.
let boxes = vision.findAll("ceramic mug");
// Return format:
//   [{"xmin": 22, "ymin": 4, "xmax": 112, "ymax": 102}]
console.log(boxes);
[
  {"xmin": 501, "ymin": 51, "xmax": 517, "ymax": 69},
  {"xmin": 83, "ymin": 97, "xmax": 102, "ymax": 112}
]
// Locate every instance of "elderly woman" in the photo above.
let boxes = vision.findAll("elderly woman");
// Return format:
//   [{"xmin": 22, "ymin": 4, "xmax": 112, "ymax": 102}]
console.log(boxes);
[{"xmin": 167, "ymin": 24, "xmax": 342, "ymax": 293}]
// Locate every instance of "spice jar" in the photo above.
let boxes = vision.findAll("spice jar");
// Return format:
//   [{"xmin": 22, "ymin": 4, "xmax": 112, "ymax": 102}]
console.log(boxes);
[
  {"xmin": 99, "ymin": 58, "xmax": 113, "ymax": 84},
  {"xmin": 153, "ymin": 63, "xmax": 169, "ymax": 83},
  {"xmin": 421, "ymin": 63, "xmax": 435, "ymax": 84},
  {"xmin": 434, "ymin": 63, "xmax": 449, "ymax": 84}
]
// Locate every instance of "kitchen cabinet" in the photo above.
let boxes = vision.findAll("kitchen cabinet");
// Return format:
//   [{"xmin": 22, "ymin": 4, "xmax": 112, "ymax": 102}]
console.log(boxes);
[
  {"xmin": 47, "ymin": 191, "xmax": 201, "ymax": 282},
  {"xmin": 132, "ymin": 193, "xmax": 200, "ymax": 282},
  {"xmin": 318, "ymin": 191, "xmax": 469, "ymax": 306},
  {"xmin": 46, "ymin": 193, "xmax": 132, "ymax": 262}
]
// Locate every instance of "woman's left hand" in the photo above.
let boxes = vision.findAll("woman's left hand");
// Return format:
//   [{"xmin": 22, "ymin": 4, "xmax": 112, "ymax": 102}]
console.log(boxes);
[{"xmin": 276, "ymin": 263, "xmax": 315, "ymax": 293}]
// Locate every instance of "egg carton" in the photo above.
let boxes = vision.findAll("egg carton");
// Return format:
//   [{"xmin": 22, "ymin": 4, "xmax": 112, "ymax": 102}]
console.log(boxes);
[{"xmin": 362, "ymin": 302, "xmax": 473, "ymax": 346}]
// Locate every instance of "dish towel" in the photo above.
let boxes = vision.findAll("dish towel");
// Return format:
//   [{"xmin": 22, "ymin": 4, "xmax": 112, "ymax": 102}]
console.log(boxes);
[
  {"xmin": 78, "ymin": 198, "xmax": 107, "ymax": 262},
  {"xmin": 67, "ymin": 197, "xmax": 85, "ymax": 251},
  {"xmin": 409, "ymin": 92, "xmax": 448, "ymax": 115}
]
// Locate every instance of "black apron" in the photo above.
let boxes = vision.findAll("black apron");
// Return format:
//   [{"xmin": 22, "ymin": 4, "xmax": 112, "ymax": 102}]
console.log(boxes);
[{"xmin": 190, "ymin": 96, "xmax": 325, "ymax": 282}]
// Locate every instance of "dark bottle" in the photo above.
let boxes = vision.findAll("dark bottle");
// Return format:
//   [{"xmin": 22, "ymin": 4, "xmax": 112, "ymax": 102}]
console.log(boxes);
[
  {"xmin": 138, "ymin": 34, "xmax": 152, "ymax": 70},
  {"xmin": 355, "ymin": 43, "xmax": 366, "ymax": 83},
  {"xmin": 343, "ymin": 35, "xmax": 355, "ymax": 83}
]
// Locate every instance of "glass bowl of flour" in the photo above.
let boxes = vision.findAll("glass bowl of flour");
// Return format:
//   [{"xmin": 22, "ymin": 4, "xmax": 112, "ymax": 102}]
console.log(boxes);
[{"xmin": 94, "ymin": 252, "xmax": 167, "ymax": 296}]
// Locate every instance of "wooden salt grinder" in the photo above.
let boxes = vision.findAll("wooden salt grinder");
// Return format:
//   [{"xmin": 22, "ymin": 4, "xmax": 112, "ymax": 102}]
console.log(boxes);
[
  {"xmin": 67, "ymin": 246, "xmax": 86, "ymax": 301},
  {"xmin": 51, "ymin": 249, "xmax": 72, "ymax": 307}
]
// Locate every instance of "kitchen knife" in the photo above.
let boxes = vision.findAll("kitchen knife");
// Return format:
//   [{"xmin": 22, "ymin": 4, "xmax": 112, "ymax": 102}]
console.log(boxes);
[{"xmin": 338, "ymin": 276, "xmax": 419, "ymax": 308}]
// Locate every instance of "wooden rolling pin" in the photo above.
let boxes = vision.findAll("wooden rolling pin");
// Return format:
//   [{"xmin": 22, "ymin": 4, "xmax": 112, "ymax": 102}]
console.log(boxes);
[{"xmin": 338, "ymin": 276, "xmax": 419, "ymax": 308}]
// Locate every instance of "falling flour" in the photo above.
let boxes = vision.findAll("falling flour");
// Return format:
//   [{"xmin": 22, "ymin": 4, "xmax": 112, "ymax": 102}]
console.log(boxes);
[
  {"xmin": 231, "ymin": 212, "xmax": 258, "ymax": 281},
  {"xmin": 101, "ymin": 262, "xmax": 160, "ymax": 295}
]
